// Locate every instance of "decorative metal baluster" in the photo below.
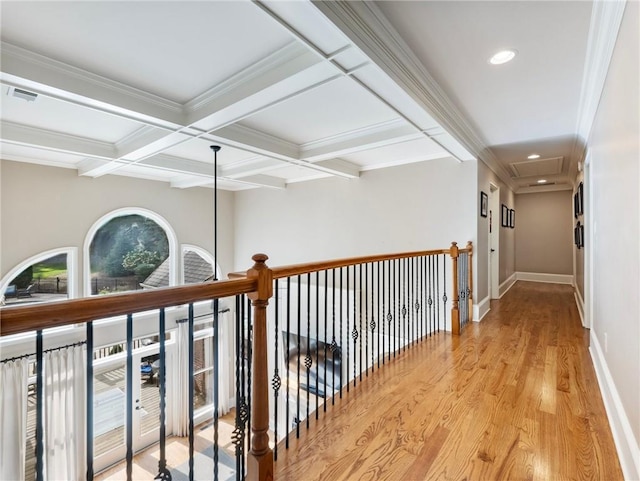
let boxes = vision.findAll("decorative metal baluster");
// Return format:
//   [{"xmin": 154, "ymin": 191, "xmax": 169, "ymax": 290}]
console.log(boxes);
[
  {"xmin": 246, "ymin": 297, "xmax": 252, "ymax": 458},
  {"xmin": 387, "ymin": 260, "xmax": 392, "ymax": 363},
  {"xmin": 356, "ymin": 264, "xmax": 361, "ymax": 383},
  {"xmin": 324, "ymin": 270, "xmax": 329, "ymax": 413},
  {"xmin": 365, "ymin": 262, "xmax": 369, "ymax": 377},
  {"xmin": 442, "ymin": 254, "xmax": 448, "ymax": 331},
  {"xmin": 305, "ymin": 273, "xmax": 312, "ymax": 429},
  {"xmin": 370, "ymin": 262, "xmax": 375, "ymax": 373},
  {"xmin": 392, "ymin": 259, "xmax": 396, "ymax": 358},
  {"xmin": 436, "ymin": 255, "xmax": 440, "ymax": 333},
  {"xmin": 213, "ymin": 298, "xmax": 220, "ymax": 481},
  {"xmin": 35, "ymin": 330, "xmax": 44, "ymax": 481},
  {"xmin": 86, "ymin": 321, "xmax": 94, "ymax": 481},
  {"xmin": 188, "ymin": 306, "xmax": 194, "ymax": 481},
  {"xmin": 430, "ymin": 256, "xmax": 435, "ymax": 335},
  {"xmin": 376, "ymin": 261, "xmax": 381, "ymax": 369},
  {"xmin": 126, "ymin": 314, "xmax": 134, "ymax": 481},
  {"xmin": 233, "ymin": 296, "xmax": 244, "ymax": 473},
  {"xmin": 330, "ymin": 269, "xmax": 337, "ymax": 407},
  {"xmin": 272, "ymin": 282, "xmax": 281, "ymax": 459},
  {"xmin": 296, "ymin": 276, "xmax": 301, "ymax": 438},
  {"xmin": 286, "ymin": 277, "xmax": 291, "ymax": 446},
  {"xmin": 345, "ymin": 266, "xmax": 349, "ymax": 393},
  {"xmin": 381, "ymin": 260, "xmax": 386, "ymax": 367},
  {"xmin": 315, "ymin": 272, "xmax": 320, "ymax": 419},
  {"xmin": 156, "ymin": 309, "xmax": 171, "ymax": 481}
]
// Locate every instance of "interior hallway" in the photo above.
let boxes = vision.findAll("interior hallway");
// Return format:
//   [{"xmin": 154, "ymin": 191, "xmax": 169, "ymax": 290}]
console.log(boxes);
[{"xmin": 274, "ymin": 281, "xmax": 623, "ymax": 481}]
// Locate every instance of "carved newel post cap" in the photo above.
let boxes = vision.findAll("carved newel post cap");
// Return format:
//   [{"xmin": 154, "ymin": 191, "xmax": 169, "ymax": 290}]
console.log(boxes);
[{"xmin": 252, "ymin": 253, "xmax": 269, "ymax": 264}]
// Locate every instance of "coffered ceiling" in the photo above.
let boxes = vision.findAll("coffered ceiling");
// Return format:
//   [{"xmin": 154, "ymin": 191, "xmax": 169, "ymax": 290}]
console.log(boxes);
[{"xmin": 0, "ymin": 1, "xmax": 615, "ymax": 193}]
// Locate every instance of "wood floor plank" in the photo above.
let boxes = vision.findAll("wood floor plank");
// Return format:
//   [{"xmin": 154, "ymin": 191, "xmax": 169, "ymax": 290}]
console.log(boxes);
[{"xmin": 274, "ymin": 282, "xmax": 624, "ymax": 481}]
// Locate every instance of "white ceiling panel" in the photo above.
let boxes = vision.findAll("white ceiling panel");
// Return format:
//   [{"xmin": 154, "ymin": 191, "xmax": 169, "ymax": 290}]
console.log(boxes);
[
  {"xmin": 239, "ymin": 76, "xmax": 400, "ymax": 145},
  {"xmin": 161, "ymin": 138, "xmax": 260, "ymax": 167},
  {"xmin": 343, "ymin": 137, "xmax": 449, "ymax": 169},
  {"xmin": 0, "ymin": 1, "xmax": 292, "ymax": 103},
  {"xmin": 1, "ymin": 85, "xmax": 143, "ymax": 143}
]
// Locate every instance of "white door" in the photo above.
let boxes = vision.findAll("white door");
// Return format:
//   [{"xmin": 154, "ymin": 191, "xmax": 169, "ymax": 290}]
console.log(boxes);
[{"xmin": 93, "ymin": 345, "xmax": 170, "ymax": 473}]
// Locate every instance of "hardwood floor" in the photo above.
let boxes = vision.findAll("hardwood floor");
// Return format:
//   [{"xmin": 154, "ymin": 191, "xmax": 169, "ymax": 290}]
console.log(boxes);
[{"xmin": 274, "ymin": 281, "xmax": 623, "ymax": 481}]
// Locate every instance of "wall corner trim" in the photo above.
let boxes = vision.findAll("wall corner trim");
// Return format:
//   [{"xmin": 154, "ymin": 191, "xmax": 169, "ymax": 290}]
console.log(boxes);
[
  {"xmin": 589, "ymin": 332, "xmax": 640, "ymax": 480},
  {"xmin": 515, "ymin": 272, "xmax": 573, "ymax": 285},
  {"xmin": 473, "ymin": 296, "xmax": 491, "ymax": 322},
  {"xmin": 498, "ymin": 273, "xmax": 517, "ymax": 298}
]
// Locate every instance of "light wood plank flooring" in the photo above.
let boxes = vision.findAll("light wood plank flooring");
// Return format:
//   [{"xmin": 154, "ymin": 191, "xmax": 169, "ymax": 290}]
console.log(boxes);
[{"xmin": 274, "ymin": 281, "xmax": 623, "ymax": 481}]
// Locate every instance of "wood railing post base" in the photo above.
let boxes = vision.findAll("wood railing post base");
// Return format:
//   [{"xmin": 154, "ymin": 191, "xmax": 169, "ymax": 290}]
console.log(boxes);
[{"xmin": 247, "ymin": 450, "xmax": 274, "ymax": 481}]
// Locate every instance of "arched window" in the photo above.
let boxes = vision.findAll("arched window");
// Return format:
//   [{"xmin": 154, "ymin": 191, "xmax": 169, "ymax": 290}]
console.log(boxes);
[
  {"xmin": 181, "ymin": 245, "xmax": 220, "ymax": 284},
  {"xmin": 1, "ymin": 248, "xmax": 77, "ymax": 306},
  {"xmin": 84, "ymin": 208, "xmax": 177, "ymax": 296}
]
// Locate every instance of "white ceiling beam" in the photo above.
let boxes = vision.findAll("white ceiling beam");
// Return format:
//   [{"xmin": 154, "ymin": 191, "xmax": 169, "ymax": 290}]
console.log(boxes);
[
  {"xmin": 311, "ymin": 158, "xmax": 360, "ymax": 178},
  {"xmin": 220, "ymin": 158, "xmax": 284, "ymax": 179},
  {"xmin": 300, "ymin": 120, "xmax": 421, "ymax": 162},
  {"xmin": 1, "ymin": 121, "xmax": 115, "ymax": 159},
  {"xmin": 229, "ymin": 174, "xmax": 286, "ymax": 190},
  {"xmin": 206, "ymin": 124, "xmax": 299, "ymax": 161}
]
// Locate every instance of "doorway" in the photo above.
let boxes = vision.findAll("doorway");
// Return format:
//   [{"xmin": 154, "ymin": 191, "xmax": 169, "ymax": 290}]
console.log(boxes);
[
  {"xmin": 489, "ymin": 183, "xmax": 500, "ymax": 299},
  {"xmin": 93, "ymin": 343, "xmax": 170, "ymax": 473}
]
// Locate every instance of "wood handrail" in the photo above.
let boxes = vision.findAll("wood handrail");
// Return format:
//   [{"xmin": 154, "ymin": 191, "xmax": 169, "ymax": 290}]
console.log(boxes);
[
  {"xmin": 230, "ymin": 248, "xmax": 452, "ymax": 280},
  {"xmin": 0, "ymin": 278, "xmax": 257, "ymax": 337}
]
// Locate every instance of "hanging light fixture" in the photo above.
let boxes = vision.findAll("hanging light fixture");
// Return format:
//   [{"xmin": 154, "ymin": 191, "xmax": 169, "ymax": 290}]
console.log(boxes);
[{"xmin": 209, "ymin": 145, "xmax": 221, "ymax": 282}]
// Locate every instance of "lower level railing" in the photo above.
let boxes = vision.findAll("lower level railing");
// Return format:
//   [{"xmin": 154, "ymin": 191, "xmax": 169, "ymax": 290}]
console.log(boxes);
[{"xmin": 0, "ymin": 242, "xmax": 471, "ymax": 481}]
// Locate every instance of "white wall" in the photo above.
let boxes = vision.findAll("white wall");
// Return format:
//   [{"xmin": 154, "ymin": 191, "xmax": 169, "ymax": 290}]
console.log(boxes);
[
  {"xmin": 587, "ymin": 3, "xmax": 640, "ymax": 478},
  {"xmin": 0, "ymin": 161, "xmax": 235, "ymax": 286},
  {"xmin": 233, "ymin": 158, "xmax": 476, "ymax": 270}
]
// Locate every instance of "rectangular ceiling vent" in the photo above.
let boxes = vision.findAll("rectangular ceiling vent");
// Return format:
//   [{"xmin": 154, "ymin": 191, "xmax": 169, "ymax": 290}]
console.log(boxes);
[
  {"xmin": 528, "ymin": 182, "xmax": 556, "ymax": 187},
  {"xmin": 7, "ymin": 87, "xmax": 38, "ymax": 102},
  {"xmin": 510, "ymin": 156, "xmax": 563, "ymax": 178}
]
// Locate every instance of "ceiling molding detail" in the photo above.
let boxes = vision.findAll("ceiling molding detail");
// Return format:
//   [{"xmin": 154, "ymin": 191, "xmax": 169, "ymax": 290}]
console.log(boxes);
[
  {"xmin": 575, "ymin": 0, "xmax": 627, "ymax": 144},
  {"xmin": 0, "ymin": 42, "xmax": 185, "ymax": 127},
  {"xmin": 310, "ymin": 0, "xmax": 515, "ymax": 190}
]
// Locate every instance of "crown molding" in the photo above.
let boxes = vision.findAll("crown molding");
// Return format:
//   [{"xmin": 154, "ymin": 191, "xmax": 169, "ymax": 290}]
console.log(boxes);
[
  {"xmin": 310, "ymin": 1, "xmax": 515, "ymax": 190},
  {"xmin": 575, "ymin": 0, "xmax": 627, "ymax": 144}
]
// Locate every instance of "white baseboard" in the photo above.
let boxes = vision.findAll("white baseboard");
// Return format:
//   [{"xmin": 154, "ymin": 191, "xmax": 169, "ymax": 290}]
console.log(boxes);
[
  {"xmin": 574, "ymin": 288, "xmax": 585, "ymax": 327},
  {"xmin": 473, "ymin": 296, "xmax": 491, "ymax": 322},
  {"xmin": 590, "ymin": 332, "xmax": 640, "ymax": 480},
  {"xmin": 516, "ymin": 271, "xmax": 574, "ymax": 285},
  {"xmin": 498, "ymin": 273, "xmax": 517, "ymax": 298}
]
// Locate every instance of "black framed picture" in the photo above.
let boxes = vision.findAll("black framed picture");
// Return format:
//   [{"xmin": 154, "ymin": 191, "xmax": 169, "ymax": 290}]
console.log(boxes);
[
  {"xmin": 574, "ymin": 192, "xmax": 579, "ymax": 218},
  {"xmin": 577, "ymin": 182, "xmax": 584, "ymax": 216},
  {"xmin": 501, "ymin": 204, "xmax": 509, "ymax": 227},
  {"xmin": 509, "ymin": 209, "xmax": 515, "ymax": 228},
  {"xmin": 575, "ymin": 221, "xmax": 584, "ymax": 249},
  {"xmin": 480, "ymin": 191, "xmax": 488, "ymax": 218}
]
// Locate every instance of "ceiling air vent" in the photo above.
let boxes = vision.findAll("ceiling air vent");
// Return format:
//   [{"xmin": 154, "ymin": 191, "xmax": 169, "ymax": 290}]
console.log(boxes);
[
  {"xmin": 528, "ymin": 182, "xmax": 556, "ymax": 187},
  {"xmin": 7, "ymin": 87, "xmax": 38, "ymax": 102}
]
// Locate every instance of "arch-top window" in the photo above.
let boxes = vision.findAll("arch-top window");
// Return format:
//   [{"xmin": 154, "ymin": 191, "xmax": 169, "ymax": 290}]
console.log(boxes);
[
  {"xmin": 89, "ymin": 214, "xmax": 170, "ymax": 295},
  {"xmin": 1, "ymin": 248, "xmax": 76, "ymax": 306},
  {"xmin": 181, "ymin": 245, "xmax": 218, "ymax": 285}
]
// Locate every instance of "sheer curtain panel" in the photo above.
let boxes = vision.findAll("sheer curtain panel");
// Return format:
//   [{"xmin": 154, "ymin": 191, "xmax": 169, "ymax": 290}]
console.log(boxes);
[{"xmin": 0, "ymin": 358, "xmax": 28, "ymax": 481}]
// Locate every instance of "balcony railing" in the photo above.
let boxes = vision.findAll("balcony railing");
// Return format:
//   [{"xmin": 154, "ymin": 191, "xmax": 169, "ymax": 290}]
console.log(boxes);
[{"xmin": 0, "ymin": 242, "xmax": 472, "ymax": 481}]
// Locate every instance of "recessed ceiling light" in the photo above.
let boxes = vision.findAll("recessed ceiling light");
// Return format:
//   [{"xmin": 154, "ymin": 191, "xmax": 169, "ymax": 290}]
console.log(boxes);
[
  {"xmin": 537, "ymin": 179, "xmax": 547, "ymax": 184},
  {"xmin": 527, "ymin": 154, "xmax": 541, "ymax": 159},
  {"xmin": 489, "ymin": 49, "xmax": 517, "ymax": 65}
]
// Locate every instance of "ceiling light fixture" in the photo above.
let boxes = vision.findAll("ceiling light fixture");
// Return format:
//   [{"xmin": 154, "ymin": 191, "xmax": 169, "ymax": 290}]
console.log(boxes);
[
  {"xmin": 537, "ymin": 179, "xmax": 547, "ymax": 184},
  {"xmin": 527, "ymin": 154, "xmax": 541, "ymax": 159},
  {"xmin": 489, "ymin": 49, "xmax": 517, "ymax": 65}
]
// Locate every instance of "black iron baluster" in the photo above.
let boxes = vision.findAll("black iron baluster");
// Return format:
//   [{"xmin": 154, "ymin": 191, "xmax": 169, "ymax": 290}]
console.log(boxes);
[
  {"xmin": 387, "ymin": 260, "xmax": 392, "ymax": 363},
  {"xmin": 315, "ymin": 272, "xmax": 320, "ymax": 419},
  {"xmin": 358, "ymin": 263, "xmax": 363, "ymax": 382},
  {"xmin": 365, "ymin": 262, "xmax": 369, "ymax": 377},
  {"xmin": 273, "ymin": 283, "xmax": 281, "ymax": 460},
  {"xmin": 233, "ymin": 296, "xmax": 243, "ymax": 474},
  {"xmin": 330, "ymin": 269, "xmax": 337, "ymax": 406},
  {"xmin": 392, "ymin": 259, "xmax": 396, "ymax": 358},
  {"xmin": 188, "ymin": 306, "xmax": 194, "ymax": 481},
  {"xmin": 213, "ymin": 298, "xmax": 220, "ymax": 481},
  {"xmin": 126, "ymin": 314, "xmax": 134, "ymax": 481},
  {"xmin": 430, "ymin": 256, "xmax": 435, "ymax": 335},
  {"xmin": 376, "ymin": 261, "xmax": 381, "ymax": 369},
  {"xmin": 340, "ymin": 267, "xmax": 345, "ymax": 396},
  {"xmin": 442, "ymin": 254, "xmax": 448, "ymax": 332},
  {"xmin": 157, "ymin": 309, "xmax": 170, "ymax": 481},
  {"xmin": 86, "ymin": 322, "xmax": 94, "ymax": 481},
  {"xmin": 296, "ymin": 276, "xmax": 301, "ymax": 438},
  {"xmin": 353, "ymin": 265, "xmax": 359, "ymax": 386},
  {"xmin": 324, "ymin": 270, "xmax": 328, "ymax": 413},
  {"xmin": 286, "ymin": 277, "xmax": 291, "ymax": 446},
  {"xmin": 305, "ymin": 273, "xmax": 312, "ymax": 429},
  {"xmin": 35, "ymin": 330, "xmax": 44, "ymax": 481},
  {"xmin": 370, "ymin": 262, "xmax": 375, "ymax": 373},
  {"xmin": 345, "ymin": 266, "xmax": 349, "ymax": 393}
]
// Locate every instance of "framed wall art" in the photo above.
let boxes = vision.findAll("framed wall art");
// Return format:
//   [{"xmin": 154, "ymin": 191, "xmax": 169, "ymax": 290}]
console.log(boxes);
[
  {"xmin": 480, "ymin": 191, "xmax": 488, "ymax": 218},
  {"xmin": 501, "ymin": 204, "xmax": 509, "ymax": 227}
]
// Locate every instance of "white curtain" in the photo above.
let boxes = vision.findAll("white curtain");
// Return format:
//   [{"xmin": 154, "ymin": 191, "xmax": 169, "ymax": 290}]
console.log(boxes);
[
  {"xmin": 175, "ymin": 321, "xmax": 190, "ymax": 436},
  {"xmin": 44, "ymin": 345, "xmax": 86, "ymax": 481},
  {"xmin": 0, "ymin": 358, "xmax": 29, "ymax": 481}
]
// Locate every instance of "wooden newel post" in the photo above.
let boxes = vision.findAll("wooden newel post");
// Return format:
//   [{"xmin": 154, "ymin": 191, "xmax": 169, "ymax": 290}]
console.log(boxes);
[
  {"xmin": 466, "ymin": 241, "xmax": 474, "ymax": 320},
  {"xmin": 450, "ymin": 242, "xmax": 460, "ymax": 336},
  {"xmin": 246, "ymin": 254, "xmax": 274, "ymax": 481}
]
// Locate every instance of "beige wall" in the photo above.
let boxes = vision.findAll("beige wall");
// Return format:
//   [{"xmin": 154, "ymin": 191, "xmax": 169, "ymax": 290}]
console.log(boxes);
[
  {"xmin": 476, "ymin": 160, "xmax": 516, "ymax": 302},
  {"xmin": 0, "ymin": 160, "xmax": 235, "ymax": 289},
  {"xmin": 514, "ymin": 190, "xmax": 573, "ymax": 275},
  {"xmin": 587, "ymin": 1, "xmax": 639, "ymax": 472}
]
